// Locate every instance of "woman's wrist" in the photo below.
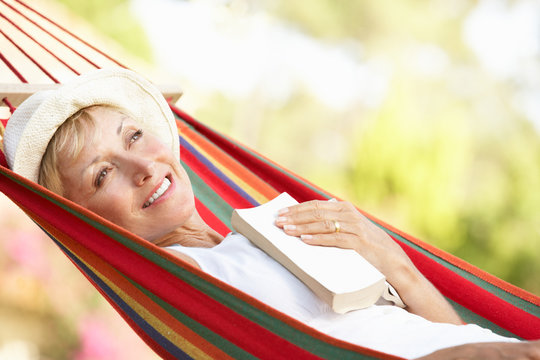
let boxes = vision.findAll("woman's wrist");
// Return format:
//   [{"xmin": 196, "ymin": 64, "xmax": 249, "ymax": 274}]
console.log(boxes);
[
  {"xmin": 382, "ymin": 255, "xmax": 463, "ymax": 324},
  {"xmin": 380, "ymin": 251, "xmax": 424, "ymax": 294}
]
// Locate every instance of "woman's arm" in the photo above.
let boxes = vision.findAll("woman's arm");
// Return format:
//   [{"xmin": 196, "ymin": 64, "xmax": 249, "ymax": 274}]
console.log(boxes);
[
  {"xmin": 275, "ymin": 199, "xmax": 462, "ymax": 325},
  {"xmin": 416, "ymin": 340, "xmax": 540, "ymax": 359}
]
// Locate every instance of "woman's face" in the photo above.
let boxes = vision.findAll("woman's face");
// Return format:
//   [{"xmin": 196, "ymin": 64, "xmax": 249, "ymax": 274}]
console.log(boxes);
[{"xmin": 58, "ymin": 107, "xmax": 195, "ymax": 242}]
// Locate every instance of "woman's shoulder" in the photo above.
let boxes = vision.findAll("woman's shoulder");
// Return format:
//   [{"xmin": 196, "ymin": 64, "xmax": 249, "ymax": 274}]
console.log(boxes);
[
  {"xmin": 163, "ymin": 247, "xmax": 200, "ymax": 269},
  {"xmin": 165, "ymin": 232, "xmax": 254, "ymax": 266}
]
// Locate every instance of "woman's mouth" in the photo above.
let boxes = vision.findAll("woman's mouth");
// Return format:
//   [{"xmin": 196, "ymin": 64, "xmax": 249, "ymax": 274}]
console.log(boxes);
[{"xmin": 143, "ymin": 177, "xmax": 172, "ymax": 208}]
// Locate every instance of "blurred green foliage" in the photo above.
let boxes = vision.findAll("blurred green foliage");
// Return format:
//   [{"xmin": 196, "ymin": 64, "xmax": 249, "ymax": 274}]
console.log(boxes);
[
  {"xmin": 54, "ymin": 0, "xmax": 153, "ymax": 61},
  {"xmin": 264, "ymin": 0, "xmax": 540, "ymax": 294},
  {"xmin": 50, "ymin": 0, "xmax": 540, "ymax": 295}
]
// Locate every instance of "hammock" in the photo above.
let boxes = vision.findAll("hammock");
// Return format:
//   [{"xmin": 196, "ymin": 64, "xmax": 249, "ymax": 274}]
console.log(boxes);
[{"xmin": 1, "ymin": 1, "xmax": 539, "ymax": 359}]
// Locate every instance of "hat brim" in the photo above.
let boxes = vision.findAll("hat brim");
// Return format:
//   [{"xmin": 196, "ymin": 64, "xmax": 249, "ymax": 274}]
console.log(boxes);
[{"xmin": 4, "ymin": 68, "xmax": 180, "ymax": 183}]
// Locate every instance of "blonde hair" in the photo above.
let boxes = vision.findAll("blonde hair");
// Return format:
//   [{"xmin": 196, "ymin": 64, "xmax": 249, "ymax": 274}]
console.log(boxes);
[{"xmin": 38, "ymin": 104, "xmax": 130, "ymax": 195}]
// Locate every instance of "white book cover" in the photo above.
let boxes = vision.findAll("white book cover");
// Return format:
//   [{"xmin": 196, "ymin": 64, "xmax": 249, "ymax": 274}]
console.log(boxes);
[{"xmin": 232, "ymin": 193, "xmax": 386, "ymax": 301}]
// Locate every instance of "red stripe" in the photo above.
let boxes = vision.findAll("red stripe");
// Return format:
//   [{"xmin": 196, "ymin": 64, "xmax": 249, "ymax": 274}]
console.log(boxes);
[
  {"xmin": 14, "ymin": 0, "xmax": 126, "ymax": 68},
  {"xmin": 24, "ymin": 205, "xmax": 231, "ymax": 360},
  {"xmin": 0, "ymin": 167, "xmax": 327, "ymax": 359},
  {"xmin": 0, "ymin": 148, "xmax": 7, "ymax": 167},
  {"xmin": 1, "ymin": 98, "xmax": 16, "ymax": 114},
  {"xmin": 0, "ymin": 11, "xmax": 80, "ymax": 75},
  {"xmin": 388, "ymin": 221, "xmax": 540, "ymax": 306},
  {"xmin": 0, "ymin": 27, "xmax": 59, "ymax": 82},
  {"xmin": 401, "ymin": 241, "xmax": 540, "ymax": 340},
  {"xmin": 17, "ymin": 205, "xmax": 180, "ymax": 360},
  {"xmin": 181, "ymin": 144, "xmax": 254, "ymax": 209},
  {"xmin": 0, "ymin": 13, "xmax": 80, "ymax": 75},
  {"xmin": 0, "ymin": 50, "xmax": 27, "ymax": 82},
  {"xmin": 0, "ymin": 0, "xmax": 99, "ymax": 69},
  {"xmin": 172, "ymin": 106, "xmax": 329, "ymax": 203},
  {"xmin": 173, "ymin": 106, "xmax": 540, "ymax": 340},
  {"xmin": 195, "ymin": 197, "xmax": 231, "ymax": 236},
  {"xmin": 178, "ymin": 120, "xmax": 279, "ymax": 200}
]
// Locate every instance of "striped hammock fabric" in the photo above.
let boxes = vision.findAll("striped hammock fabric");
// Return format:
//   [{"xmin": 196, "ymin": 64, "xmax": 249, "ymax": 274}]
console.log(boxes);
[{"xmin": 0, "ymin": 106, "xmax": 539, "ymax": 360}]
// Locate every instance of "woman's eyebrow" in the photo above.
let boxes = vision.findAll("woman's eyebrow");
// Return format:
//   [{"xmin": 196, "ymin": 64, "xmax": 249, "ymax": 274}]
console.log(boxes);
[
  {"xmin": 82, "ymin": 116, "xmax": 128, "ymax": 176},
  {"xmin": 117, "ymin": 118, "xmax": 125, "ymax": 135},
  {"xmin": 81, "ymin": 155, "xmax": 101, "ymax": 178}
]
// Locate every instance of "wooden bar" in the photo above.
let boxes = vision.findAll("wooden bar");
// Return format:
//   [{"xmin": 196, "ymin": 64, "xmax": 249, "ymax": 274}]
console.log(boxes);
[{"xmin": 0, "ymin": 83, "xmax": 183, "ymax": 107}]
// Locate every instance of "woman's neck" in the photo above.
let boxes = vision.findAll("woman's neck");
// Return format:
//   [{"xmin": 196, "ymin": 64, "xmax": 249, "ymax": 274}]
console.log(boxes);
[{"xmin": 152, "ymin": 212, "xmax": 224, "ymax": 248}]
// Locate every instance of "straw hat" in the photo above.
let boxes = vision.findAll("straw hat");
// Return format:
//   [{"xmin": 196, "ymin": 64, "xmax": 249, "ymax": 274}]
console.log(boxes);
[{"xmin": 3, "ymin": 68, "xmax": 179, "ymax": 183}]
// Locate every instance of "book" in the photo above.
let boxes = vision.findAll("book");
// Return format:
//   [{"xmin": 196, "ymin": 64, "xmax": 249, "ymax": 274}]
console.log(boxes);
[{"xmin": 231, "ymin": 192, "xmax": 390, "ymax": 314}]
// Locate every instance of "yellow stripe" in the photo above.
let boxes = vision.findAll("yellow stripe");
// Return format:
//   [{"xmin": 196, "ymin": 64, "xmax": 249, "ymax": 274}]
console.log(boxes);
[
  {"xmin": 67, "ymin": 249, "xmax": 216, "ymax": 360},
  {"xmin": 188, "ymin": 140, "xmax": 271, "ymax": 204}
]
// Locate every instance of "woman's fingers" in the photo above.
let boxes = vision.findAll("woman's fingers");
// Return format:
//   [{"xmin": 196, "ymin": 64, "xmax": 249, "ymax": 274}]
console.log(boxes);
[
  {"xmin": 277, "ymin": 200, "xmax": 357, "ymax": 225},
  {"xmin": 278, "ymin": 217, "xmax": 344, "ymax": 236},
  {"xmin": 275, "ymin": 200, "xmax": 368, "ymax": 242},
  {"xmin": 276, "ymin": 200, "xmax": 370, "ymax": 240},
  {"xmin": 279, "ymin": 199, "xmax": 338, "ymax": 218},
  {"xmin": 276, "ymin": 200, "xmax": 412, "ymax": 278},
  {"xmin": 299, "ymin": 233, "xmax": 358, "ymax": 250}
]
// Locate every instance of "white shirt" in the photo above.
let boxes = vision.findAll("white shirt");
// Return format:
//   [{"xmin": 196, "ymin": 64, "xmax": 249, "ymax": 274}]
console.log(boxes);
[{"xmin": 168, "ymin": 233, "xmax": 517, "ymax": 359}]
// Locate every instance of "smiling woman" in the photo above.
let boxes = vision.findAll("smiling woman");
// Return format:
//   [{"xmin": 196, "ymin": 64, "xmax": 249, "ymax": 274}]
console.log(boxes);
[
  {"xmin": 40, "ymin": 105, "xmax": 197, "ymax": 242},
  {"xmin": 3, "ymin": 68, "xmax": 539, "ymax": 359}
]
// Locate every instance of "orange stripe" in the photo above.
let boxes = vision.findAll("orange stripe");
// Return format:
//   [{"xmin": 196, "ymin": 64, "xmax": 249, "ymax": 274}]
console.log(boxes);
[
  {"xmin": 364, "ymin": 212, "xmax": 540, "ymax": 306},
  {"xmin": 178, "ymin": 120, "xmax": 279, "ymax": 200},
  {"xmin": 189, "ymin": 139, "xmax": 273, "ymax": 204},
  {"xmin": 17, "ymin": 203, "xmax": 234, "ymax": 360},
  {"xmin": 189, "ymin": 130, "xmax": 539, "ymax": 306}
]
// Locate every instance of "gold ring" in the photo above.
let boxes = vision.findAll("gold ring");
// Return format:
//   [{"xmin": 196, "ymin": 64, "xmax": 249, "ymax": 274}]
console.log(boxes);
[{"xmin": 333, "ymin": 220, "xmax": 341, "ymax": 233}]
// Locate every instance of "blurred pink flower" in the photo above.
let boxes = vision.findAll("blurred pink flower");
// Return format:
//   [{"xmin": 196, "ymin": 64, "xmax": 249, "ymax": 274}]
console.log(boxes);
[
  {"xmin": 75, "ymin": 316, "xmax": 119, "ymax": 360},
  {"xmin": 4, "ymin": 230, "xmax": 51, "ymax": 280}
]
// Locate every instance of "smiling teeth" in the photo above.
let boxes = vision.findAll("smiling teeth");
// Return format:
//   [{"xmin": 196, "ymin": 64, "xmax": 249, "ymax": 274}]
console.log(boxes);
[{"xmin": 144, "ymin": 178, "xmax": 171, "ymax": 208}]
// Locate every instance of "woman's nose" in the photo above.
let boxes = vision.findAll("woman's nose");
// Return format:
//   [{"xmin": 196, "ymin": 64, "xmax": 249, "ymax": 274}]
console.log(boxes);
[{"xmin": 131, "ymin": 157, "xmax": 155, "ymax": 186}]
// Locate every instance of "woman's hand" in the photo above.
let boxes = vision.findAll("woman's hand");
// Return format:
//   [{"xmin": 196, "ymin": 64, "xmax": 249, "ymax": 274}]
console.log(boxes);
[
  {"xmin": 275, "ymin": 199, "xmax": 462, "ymax": 324},
  {"xmin": 416, "ymin": 340, "xmax": 540, "ymax": 360},
  {"xmin": 275, "ymin": 199, "xmax": 412, "ymax": 283}
]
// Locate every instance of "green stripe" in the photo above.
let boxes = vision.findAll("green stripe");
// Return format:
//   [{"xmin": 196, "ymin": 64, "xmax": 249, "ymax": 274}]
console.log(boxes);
[
  {"xmin": 129, "ymin": 279, "xmax": 257, "ymax": 359},
  {"xmin": 136, "ymin": 244, "xmax": 378, "ymax": 359},
  {"xmin": 236, "ymin": 143, "xmax": 332, "ymax": 200},
  {"xmin": 385, "ymin": 228, "xmax": 540, "ymax": 319},
  {"xmin": 203, "ymin": 139, "xmax": 540, "ymax": 331},
  {"xmin": 176, "ymin": 120, "xmax": 332, "ymax": 201},
  {"xmin": 1, "ymin": 170, "xmax": 379, "ymax": 358},
  {"xmin": 182, "ymin": 162, "xmax": 234, "ymax": 229},
  {"xmin": 205, "ymin": 141, "xmax": 540, "ymax": 318},
  {"xmin": 36, "ymin": 219, "xmax": 255, "ymax": 359},
  {"xmin": 448, "ymin": 299, "xmax": 520, "ymax": 339}
]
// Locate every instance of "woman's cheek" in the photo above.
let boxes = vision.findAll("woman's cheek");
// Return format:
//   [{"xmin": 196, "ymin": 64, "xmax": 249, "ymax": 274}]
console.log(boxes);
[{"xmin": 88, "ymin": 191, "xmax": 129, "ymax": 223}]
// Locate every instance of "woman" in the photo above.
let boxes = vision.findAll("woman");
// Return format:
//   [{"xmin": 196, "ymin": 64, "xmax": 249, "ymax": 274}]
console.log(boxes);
[{"xmin": 4, "ymin": 69, "xmax": 539, "ymax": 359}]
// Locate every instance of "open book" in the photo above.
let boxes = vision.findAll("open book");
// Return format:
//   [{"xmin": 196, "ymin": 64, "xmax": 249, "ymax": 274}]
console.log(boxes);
[{"xmin": 231, "ymin": 192, "xmax": 404, "ymax": 313}]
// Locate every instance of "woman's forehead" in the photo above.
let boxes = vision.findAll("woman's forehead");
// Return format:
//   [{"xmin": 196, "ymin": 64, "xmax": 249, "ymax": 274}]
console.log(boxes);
[
  {"xmin": 86, "ymin": 106, "xmax": 138, "ymax": 125},
  {"xmin": 58, "ymin": 108, "xmax": 133, "ymax": 164}
]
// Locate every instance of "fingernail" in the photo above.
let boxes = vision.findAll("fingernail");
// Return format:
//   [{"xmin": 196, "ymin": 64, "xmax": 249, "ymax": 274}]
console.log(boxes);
[
  {"xmin": 276, "ymin": 216, "xmax": 288, "ymax": 224},
  {"xmin": 284, "ymin": 224, "xmax": 296, "ymax": 231},
  {"xmin": 278, "ymin": 207, "xmax": 289, "ymax": 215},
  {"xmin": 301, "ymin": 234, "xmax": 312, "ymax": 241}
]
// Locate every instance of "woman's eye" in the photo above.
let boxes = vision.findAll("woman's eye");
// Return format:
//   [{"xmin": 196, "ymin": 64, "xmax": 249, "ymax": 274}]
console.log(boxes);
[
  {"xmin": 95, "ymin": 168, "xmax": 108, "ymax": 187},
  {"xmin": 129, "ymin": 129, "xmax": 144, "ymax": 144}
]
